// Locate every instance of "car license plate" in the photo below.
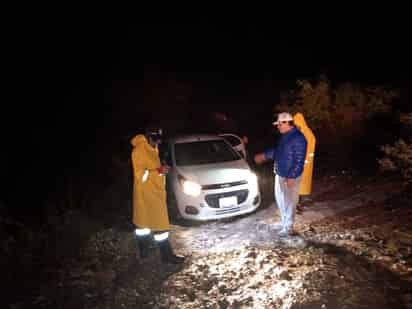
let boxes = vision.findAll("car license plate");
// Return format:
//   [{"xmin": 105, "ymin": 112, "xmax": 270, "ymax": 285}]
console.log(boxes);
[{"xmin": 219, "ymin": 196, "xmax": 237, "ymax": 208}]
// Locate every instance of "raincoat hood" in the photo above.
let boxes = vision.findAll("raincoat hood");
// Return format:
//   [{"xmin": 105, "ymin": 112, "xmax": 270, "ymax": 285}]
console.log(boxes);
[
  {"xmin": 293, "ymin": 113, "xmax": 308, "ymax": 129},
  {"xmin": 130, "ymin": 134, "xmax": 147, "ymax": 147}
]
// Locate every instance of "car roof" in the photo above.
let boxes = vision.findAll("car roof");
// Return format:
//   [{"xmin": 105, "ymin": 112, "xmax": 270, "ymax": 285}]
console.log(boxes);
[
  {"xmin": 219, "ymin": 133, "xmax": 241, "ymax": 138},
  {"xmin": 167, "ymin": 134, "xmax": 225, "ymax": 144}
]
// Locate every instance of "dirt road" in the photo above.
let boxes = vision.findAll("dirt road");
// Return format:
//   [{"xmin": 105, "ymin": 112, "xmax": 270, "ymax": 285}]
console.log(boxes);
[{"xmin": 10, "ymin": 174, "xmax": 412, "ymax": 308}]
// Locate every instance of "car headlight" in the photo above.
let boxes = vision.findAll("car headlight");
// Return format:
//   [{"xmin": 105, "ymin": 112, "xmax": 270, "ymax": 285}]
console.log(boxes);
[
  {"xmin": 247, "ymin": 171, "xmax": 258, "ymax": 188},
  {"xmin": 178, "ymin": 174, "xmax": 202, "ymax": 197}
]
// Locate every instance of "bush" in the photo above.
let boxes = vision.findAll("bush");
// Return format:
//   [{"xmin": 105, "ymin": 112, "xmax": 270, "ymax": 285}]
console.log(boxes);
[
  {"xmin": 378, "ymin": 113, "xmax": 412, "ymax": 183},
  {"xmin": 275, "ymin": 76, "xmax": 400, "ymax": 169},
  {"xmin": 276, "ymin": 75, "xmax": 399, "ymax": 134}
]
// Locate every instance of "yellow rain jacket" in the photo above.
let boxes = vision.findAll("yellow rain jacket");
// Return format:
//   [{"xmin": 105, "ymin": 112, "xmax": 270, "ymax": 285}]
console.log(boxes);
[
  {"xmin": 293, "ymin": 113, "xmax": 316, "ymax": 195},
  {"xmin": 131, "ymin": 134, "xmax": 170, "ymax": 231}
]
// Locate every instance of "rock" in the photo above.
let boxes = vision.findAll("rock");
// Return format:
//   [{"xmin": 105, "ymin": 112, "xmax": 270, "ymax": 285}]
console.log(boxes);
[
  {"xmin": 217, "ymin": 282, "xmax": 227, "ymax": 293},
  {"xmin": 218, "ymin": 298, "xmax": 230, "ymax": 308},
  {"xmin": 278, "ymin": 270, "xmax": 292, "ymax": 281},
  {"xmin": 304, "ymin": 256, "xmax": 315, "ymax": 266},
  {"xmin": 376, "ymin": 255, "xmax": 393, "ymax": 263},
  {"xmin": 394, "ymin": 231, "xmax": 412, "ymax": 245},
  {"xmin": 354, "ymin": 235, "xmax": 364, "ymax": 241},
  {"xmin": 247, "ymin": 251, "xmax": 257, "ymax": 259}
]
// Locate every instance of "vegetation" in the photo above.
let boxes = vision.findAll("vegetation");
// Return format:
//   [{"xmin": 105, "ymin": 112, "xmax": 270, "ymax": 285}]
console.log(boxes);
[
  {"xmin": 378, "ymin": 112, "xmax": 412, "ymax": 184},
  {"xmin": 275, "ymin": 75, "xmax": 401, "ymax": 169}
]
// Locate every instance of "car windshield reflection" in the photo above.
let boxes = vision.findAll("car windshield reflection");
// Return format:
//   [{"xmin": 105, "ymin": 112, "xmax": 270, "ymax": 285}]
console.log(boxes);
[{"xmin": 175, "ymin": 140, "xmax": 241, "ymax": 166}]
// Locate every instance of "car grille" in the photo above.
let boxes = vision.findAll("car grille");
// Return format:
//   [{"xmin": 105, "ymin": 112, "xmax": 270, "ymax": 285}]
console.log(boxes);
[
  {"xmin": 205, "ymin": 189, "xmax": 249, "ymax": 208},
  {"xmin": 202, "ymin": 180, "xmax": 247, "ymax": 190}
]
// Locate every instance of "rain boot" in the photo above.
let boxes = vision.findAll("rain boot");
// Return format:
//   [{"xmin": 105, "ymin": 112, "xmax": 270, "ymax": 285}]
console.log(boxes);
[
  {"xmin": 136, "ymin": 235, "xmax": 151, "ymax": 259},
  {"xmin": 158, "ymin": 239, "xmax": 185, "ymax": 264}
]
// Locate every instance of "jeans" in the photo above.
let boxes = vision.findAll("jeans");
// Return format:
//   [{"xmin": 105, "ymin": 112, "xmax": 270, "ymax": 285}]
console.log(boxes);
[{"xmin": 275, "ymin": 175, "xmax": 302, "ymax": 232}]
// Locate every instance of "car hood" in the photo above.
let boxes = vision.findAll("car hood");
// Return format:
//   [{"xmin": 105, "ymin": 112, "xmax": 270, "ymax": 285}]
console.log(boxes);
[{"xmin": 176, "ymin": 159, "xmax": 252, "ymax": 185}]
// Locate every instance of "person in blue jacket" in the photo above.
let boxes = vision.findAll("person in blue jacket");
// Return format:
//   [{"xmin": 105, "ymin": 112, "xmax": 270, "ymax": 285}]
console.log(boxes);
[{"xmin": 254, "ymin": 112, "xmax": 307, "ymax": 236}]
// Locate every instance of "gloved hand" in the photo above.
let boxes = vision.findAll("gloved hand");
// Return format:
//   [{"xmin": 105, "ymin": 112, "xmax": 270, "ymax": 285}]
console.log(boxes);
[{"xmin": 157, "ymin": 165, "xmax": 170, "ymax": 175}]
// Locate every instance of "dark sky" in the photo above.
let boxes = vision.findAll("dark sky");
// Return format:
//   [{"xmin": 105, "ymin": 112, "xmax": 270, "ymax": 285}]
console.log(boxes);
[
  {"xmin": 2, "ymin": 11, "xmax": 411, "ymax": 207},
  {"xmin": 133, "ymin": 18, "xmax": 410, "ymax": 82},
  {"xmin": 10, "ymin": 14, "xmax": 410, "ymax": 112}
]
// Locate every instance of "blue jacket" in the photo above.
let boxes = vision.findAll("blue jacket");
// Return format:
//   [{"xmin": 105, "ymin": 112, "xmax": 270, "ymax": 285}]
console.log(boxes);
[{"xmin": 263, "ymin": 127, "xmax": 307, "ymax": 179}]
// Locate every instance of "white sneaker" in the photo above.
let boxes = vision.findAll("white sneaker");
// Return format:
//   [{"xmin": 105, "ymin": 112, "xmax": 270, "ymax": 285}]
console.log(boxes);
[
  {"xmin": 278, "ymin": 229, "xmax": 294, "ymax": 237},
  {"xmin": 271, "ymin": 223, "xmax": 283, "ymax": 230}
]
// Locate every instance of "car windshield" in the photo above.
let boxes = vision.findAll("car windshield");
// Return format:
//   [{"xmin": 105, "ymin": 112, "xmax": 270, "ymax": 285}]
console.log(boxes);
[
  {"xmin": 174, "ymin": 139, "xmax": 241, "ymax": 166},
  {"xmin": 222, "ymin": 135, "xmax": 241, "ymax": 146}
]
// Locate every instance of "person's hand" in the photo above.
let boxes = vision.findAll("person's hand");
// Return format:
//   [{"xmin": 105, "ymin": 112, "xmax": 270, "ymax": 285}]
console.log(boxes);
[
  {"xmin": 254, "ymin": 153, "xmax": 266, "ymax": 165},
  {"xmin": 286, "ymin": 178, "xmax": 294, "ymax": 188},
  {"xmin": 157, "ymin": 165, "xmax": 170, "ymax": 175}
]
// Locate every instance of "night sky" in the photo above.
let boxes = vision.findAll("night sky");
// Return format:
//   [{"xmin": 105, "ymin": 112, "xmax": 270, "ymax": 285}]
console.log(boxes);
[{"xmin": 2, "ymin": 11, "xmax": 410, "ymax": 209}]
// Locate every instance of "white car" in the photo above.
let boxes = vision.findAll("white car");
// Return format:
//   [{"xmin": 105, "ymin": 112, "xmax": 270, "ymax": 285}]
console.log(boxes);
[{"xmin": 162, "ymin": 134, "xmax": 261, "ymax": 221}]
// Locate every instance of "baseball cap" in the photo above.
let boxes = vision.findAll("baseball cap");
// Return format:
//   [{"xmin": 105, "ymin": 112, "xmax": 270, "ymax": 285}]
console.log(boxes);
[{"xmin": 273, "ymin": 112, "xmax": 293, "ymax": 125}]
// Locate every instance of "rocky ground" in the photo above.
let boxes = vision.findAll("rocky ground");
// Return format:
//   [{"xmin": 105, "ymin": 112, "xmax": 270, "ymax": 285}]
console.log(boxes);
[{"xmin": 5, "ymin": 172, "xmax": 412, "ymax": 308}]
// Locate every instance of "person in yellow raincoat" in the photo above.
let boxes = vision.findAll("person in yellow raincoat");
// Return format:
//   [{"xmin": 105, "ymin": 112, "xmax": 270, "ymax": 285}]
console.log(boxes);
[
  {"xmin": 293, "ymin": 113, "xmax": 316, "ymax": 211},
  {"xmin": 131, "ymin": 125, "xmax": 184, "ymax": 264}
]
